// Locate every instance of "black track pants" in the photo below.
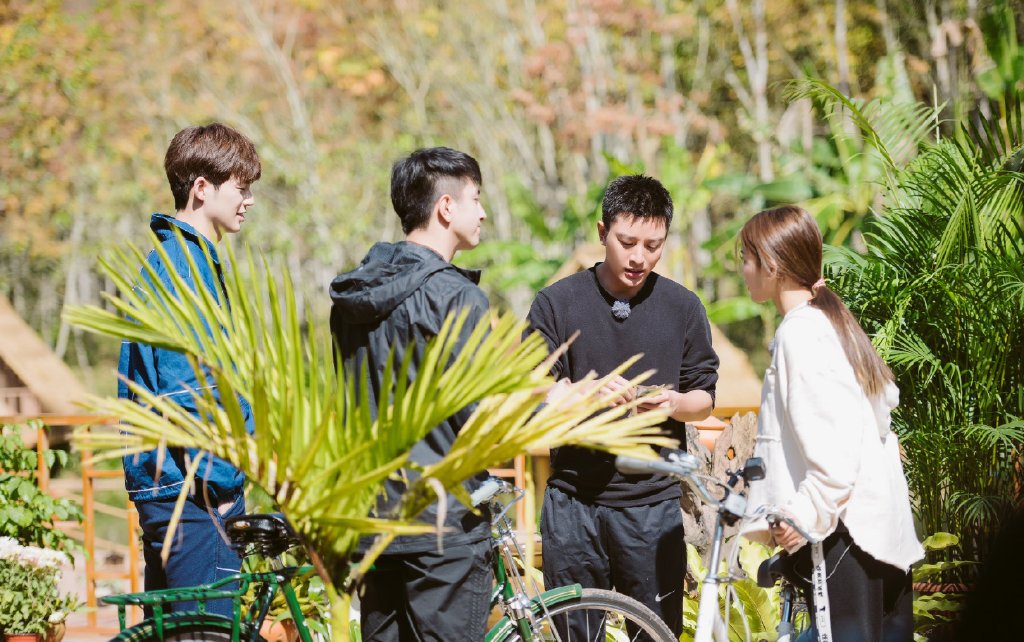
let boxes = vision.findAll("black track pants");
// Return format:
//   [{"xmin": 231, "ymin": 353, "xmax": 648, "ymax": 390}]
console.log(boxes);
[
  {"xmin": 540, "ymin": 486, "xmax": 685, "ymax": 639},
  {"xmin": 783, "ymin": 523, "xmax": 913, "ymax": 642},
  {"xmin": 359, "ymin": 538, "xmax": 493, "ymax": 642}
]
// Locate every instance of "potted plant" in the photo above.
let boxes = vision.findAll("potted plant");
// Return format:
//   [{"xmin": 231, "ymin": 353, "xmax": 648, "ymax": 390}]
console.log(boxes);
[
  {"xmin": 0, "ymin": 422, "xmax": 83, "ymax": 557},
  {"xmin": 0, "ymin": 538, "xmax": 79, "ymax": 642}
]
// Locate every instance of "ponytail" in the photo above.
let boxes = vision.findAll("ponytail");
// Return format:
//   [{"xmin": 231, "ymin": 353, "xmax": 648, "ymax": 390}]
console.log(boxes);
[
  {"xmin": 811, "ymin": 285, "xmax": 893, "ymax": 397},
  {"xmin": 742, "ymin": 206, "xmax": 893, "ymax": 397}
]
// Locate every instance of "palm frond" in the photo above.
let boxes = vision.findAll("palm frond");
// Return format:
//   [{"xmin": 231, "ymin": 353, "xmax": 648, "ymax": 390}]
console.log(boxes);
[
  {"xmin": 784, "ymin": 77, "xmax": 941, "ymax": 174},
  {"xmin": 67, "ymin": 237, "xmax": 672, "ymax": 604},
  {"xmin": 819, "ymin": 72, "xmax": 1024, "ymax": 577}
]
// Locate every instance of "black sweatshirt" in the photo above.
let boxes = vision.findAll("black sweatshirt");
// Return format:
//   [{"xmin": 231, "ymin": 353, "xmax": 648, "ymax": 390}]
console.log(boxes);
[{"xmin": 526, "ymin": 266, "xmax": 719, "ymax": 507}]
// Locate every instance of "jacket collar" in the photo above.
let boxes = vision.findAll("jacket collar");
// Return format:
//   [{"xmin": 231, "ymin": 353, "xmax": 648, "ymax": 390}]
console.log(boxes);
[
  {"xmin": 150, "ymin": 213, "xmax": 221, "ymax": 265},
  {"xmin": 400, "ymin": 241, "xmax": 481, "ymax": 284}
]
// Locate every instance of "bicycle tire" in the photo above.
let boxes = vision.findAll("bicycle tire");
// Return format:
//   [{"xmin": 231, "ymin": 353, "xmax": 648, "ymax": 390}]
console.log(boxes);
[
  {"xmin": 497, "ymin": 587, "xmax": 676, "ymax": 642},
  {"xmin": 111, "ymin": 614, "xmax": 247, "ymax": 642}
]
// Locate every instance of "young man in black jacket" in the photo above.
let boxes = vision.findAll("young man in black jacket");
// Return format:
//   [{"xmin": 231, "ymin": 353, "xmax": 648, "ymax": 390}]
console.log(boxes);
[
  {"xmin": 526, "ymin": 174, "xmax": 719, "ymax": 639},
  {"xmin": 329, "ymin": 147, "xmax": 490, "ymax": 641}
]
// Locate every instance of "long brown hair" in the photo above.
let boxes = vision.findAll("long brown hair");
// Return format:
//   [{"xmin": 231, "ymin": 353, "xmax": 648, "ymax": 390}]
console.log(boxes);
[{"xmin": 740, "ymin": 205, "xmax": 893, "ymax": 397}]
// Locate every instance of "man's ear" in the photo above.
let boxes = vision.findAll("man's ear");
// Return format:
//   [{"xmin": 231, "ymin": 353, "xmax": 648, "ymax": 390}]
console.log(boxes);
[
  {"xmin": 435, "ymin": 193, "xmax": 454, "ymax": 223},
  {"xmin": 597, "ymin": 220, "xmax": 607, "ymax": 244},
  {"xmin": 193, "ymin": 176, "xmax": 210, "ymax": 201}
]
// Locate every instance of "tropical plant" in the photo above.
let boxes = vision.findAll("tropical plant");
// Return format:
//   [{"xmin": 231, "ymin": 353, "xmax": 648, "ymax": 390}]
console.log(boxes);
[
  {"xmin": 0, "ymin": 422, "xmax": 83, "ymax": 557},
  {"xmin": 912, "ymin": 532, "xmax": 973, "ymax": 642},
  {"xmin": 681, "ymin": 539, "xmax": 783, "ymax": 642},
  {"xmin": 0, "ymin": 537, "xmax": 80, "ymax": 635},
  {"xmin": 64, "ymin": 235, "xmax": 675, "ymax": 639},
  {"xmin": 790, "ymin": 76, "xmax": 1024, "ymax": 578}
]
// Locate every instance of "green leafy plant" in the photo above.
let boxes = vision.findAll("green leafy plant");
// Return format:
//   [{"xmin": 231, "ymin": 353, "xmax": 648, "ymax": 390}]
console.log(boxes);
[
  {"xmin": 239, "ymin": 550, "xmax": 332, "ymax": 641},
  {"xmin": 0, "ymin": 538, "xmax": 80, "ymax": 635},
  {"xmin": 682, "ymin": 540, "xmax": 784, "ymax": 642},
  {"xmin": 0, "ymin": 422, "xmax": 83, "ymax": 557},
  {"xmin": 912, "ymin": 533, "xmax": 974, "ymax": 642},
  {"xmin": 65, "ymin": 236, "xmax": 674, "ymax": 639},
  {"xmin": 790, "ymin": 74, "xmax": 1024, "ymax": 580}
]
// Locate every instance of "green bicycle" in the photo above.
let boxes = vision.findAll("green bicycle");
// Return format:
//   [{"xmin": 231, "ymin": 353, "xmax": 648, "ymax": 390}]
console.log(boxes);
[
  {"xmin": 104, "ymin": 479, "xmax": 674, "ymax": 642},
  {"xmin": 104, "ymin": 513, "xmax": 318, "ymax": 642}
]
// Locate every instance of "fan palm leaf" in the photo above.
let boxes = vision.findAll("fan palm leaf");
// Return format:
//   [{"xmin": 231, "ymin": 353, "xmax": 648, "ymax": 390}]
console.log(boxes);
[{"xmin": 66, "ymin": 236, "xmax": 674, "ymax": 636}]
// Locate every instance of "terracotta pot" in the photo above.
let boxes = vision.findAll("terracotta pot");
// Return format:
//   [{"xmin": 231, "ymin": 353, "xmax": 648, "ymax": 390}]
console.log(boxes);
[
  {"xmin": 5, "ymin": 634, "xmax": 43, "ymax": 642},
  {"xmin": 912, "ymin": 581, "xmax": 971, "ymax": 594},
  {"xmin": 258, "ymin": 618, "xmax": 299, "ymax": 642}
]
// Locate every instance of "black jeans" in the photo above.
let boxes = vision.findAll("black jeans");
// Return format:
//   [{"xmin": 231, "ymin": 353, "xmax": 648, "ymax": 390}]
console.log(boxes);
[
  {"xmin": 359, "ymin": 538, "xmax": 493, "ymax": 642},
  {"xmin": 137, "ymin": 493, "xmax": 246, "ymax": 618},
  {"xmin": 540, "ymin": 486, "xmax": 685, "ymax": 639},
  {"xmin": 783, "ymin": 523, "xmax": 913, "ymax": 642}
]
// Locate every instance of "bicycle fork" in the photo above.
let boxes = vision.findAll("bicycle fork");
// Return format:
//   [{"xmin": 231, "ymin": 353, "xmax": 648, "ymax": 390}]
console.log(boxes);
[
  {"xmin": 776, "ymin": 583, "xmax": 797, "ymax": 642},
  {"xmin": 694, "ymin": 520, "xmax": 729, "ymax": 642}
]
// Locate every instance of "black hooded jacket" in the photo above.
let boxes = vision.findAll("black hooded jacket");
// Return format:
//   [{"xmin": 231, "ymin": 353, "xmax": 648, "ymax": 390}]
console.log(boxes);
[{"xmin": 329, "ymin": 241, "xmax": 491, "ymax": 554}]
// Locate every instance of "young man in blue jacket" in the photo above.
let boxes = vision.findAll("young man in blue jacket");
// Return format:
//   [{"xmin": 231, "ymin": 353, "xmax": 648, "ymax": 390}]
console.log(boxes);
[
  {"xmin": 330, "ymin": 147, "xmax": 490, "ymax": 641},
  {"xmin": 119, "ymin": 123, "xmax": 261, "ymax": 616}
]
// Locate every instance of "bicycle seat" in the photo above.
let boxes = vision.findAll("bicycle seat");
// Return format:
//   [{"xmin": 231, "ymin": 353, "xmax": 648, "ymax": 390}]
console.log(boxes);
[
  {"xmin": 756, "ymin": 551, "xmax": 789, "ymax": 588},
  {"xmin": 225, "ymin": 513, "xmax": 302, "ymax": 558}
]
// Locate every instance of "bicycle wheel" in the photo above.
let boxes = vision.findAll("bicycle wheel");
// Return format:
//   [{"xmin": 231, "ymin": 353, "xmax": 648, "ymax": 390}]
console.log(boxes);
[
  {"xmin": 500, "ymin": 588, "xmax": 676, "ymax": 642},
  {"xmin": 111, "ymin": 614, "xmax": 241, "ymax": 642}
]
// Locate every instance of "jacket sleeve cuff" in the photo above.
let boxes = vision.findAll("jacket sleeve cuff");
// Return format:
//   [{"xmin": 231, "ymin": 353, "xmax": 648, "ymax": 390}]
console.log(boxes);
[{"xmin": 785, "ymin": 492, "xmax": 835, "ymax": 544}]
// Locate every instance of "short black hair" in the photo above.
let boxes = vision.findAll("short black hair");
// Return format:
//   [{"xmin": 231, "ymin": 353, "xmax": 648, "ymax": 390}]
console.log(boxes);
[
  {"xmin": 390, "ymin": 147, "xmax": 482, "ymax": 234},
  {"xmin": 601, "ymin": 174, "xmax": 673, "ymax": 229}
]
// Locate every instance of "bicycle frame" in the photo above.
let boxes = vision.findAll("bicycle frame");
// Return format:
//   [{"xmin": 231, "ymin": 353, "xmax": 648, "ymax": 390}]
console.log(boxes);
[
  {"xmin": 475, "ymin": 479, "xmax": 589, "ymax": 642},
  {"xmin": 693, "ymin": 514, "xmax": 732, "ymax": 642},
  {"xmin": 103, "ymin": 563, "xmax": 317, "ymax": 642},
  {"xmin": 617, "ymin": 454, "xmax": 762, "ymax": 642},
  {"xmin": 617, "ymin": 454, "xmax": 824, "ymax": 642}
]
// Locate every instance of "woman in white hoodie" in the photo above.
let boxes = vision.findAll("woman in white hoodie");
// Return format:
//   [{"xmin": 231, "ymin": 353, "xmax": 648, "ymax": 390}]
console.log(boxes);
[{"xmin": 739, "ymin": 206, "xmax": 923, "ymax": 642}]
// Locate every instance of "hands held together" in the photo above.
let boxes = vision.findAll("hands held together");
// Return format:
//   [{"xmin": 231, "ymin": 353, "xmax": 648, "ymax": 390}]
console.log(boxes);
[{"xmin": 544, "ymin": 374, "xmax": 675, "ymax": 414}]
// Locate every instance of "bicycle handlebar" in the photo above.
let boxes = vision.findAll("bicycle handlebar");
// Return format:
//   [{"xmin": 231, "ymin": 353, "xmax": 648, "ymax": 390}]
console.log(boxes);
[
  {"xmin": 761, "ymin": 508, "xmax": 820, "ymax": 544},
  {"xmin": 614, "ymin": 453, "xmax": 700, "ymax": 477},
  {"xmin": 615, "ymin": 455, "xmax": 819, "ymax": 542},
  {"xmin": 471, "ymin": 477, "xmax": 511, "ymax": 506},
  {"xmin": 615, "ymin": 453, "xmax": 731, "ymax": 511}
]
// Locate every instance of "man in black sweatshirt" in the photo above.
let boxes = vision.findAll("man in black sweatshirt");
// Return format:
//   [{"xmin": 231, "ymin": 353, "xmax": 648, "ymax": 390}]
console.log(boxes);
[
  {"xmin": 526, "ymin": 175, "xmax": 719, "ymax": 638},
  {"xmin": 329, "ymin": 147, "xmax": 491, "ymax": 642}
]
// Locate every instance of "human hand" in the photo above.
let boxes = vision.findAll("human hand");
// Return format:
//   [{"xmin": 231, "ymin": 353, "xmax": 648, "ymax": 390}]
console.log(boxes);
[
  {"xmin": 769, "ymin": 516, "xmax": 806, "ymax": 551},
  {"xmin": 544, "ymin": 377, "xmax": 593, "ymax": 406},
  {"xmin": 636, "ymin": 387, "xmax": 673, "ymax": 413},
  {"xmin": 599, "ymin": 375, "xmax": 636, "ymax": 407}
]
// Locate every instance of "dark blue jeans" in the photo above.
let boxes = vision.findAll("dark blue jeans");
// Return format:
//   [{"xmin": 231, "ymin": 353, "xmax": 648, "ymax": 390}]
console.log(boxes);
[{"xmin": 136, "ymin": 493, "xmax": 246, "ymax": 618}]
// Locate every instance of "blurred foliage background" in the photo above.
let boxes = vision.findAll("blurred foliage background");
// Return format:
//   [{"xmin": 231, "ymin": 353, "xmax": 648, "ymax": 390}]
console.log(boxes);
[
  {"xmin": 4, "ymin": 0, "xmax": 1024, "ymax": 590},
  {"xmin": 3, "ymin": 0, "xmax": 1017, "ymax": 376}
]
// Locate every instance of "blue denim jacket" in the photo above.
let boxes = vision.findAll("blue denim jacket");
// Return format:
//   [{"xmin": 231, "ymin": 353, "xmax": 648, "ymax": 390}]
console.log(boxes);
[{"xmin": 119, "ymin": 214, "xmax": 253, "ymax": 504}]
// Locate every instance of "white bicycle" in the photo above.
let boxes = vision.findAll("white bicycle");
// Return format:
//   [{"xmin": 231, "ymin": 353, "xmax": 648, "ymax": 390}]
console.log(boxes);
[{"xmin": 615, "ymin": 454, "xmax": 820, "ymax": 642}]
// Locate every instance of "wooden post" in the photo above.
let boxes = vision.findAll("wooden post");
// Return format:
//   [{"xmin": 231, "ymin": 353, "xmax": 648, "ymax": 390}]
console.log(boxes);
[
  {"xmin": 82, "ymin": 439, "xmax": 97, "ymax": 629},
  {"xmin": 128, "ymin": 500, "xmax": 141, "ymax": 624},
  {"xmin": 36, "ymin": 422, "xmax": 49, "ymax": 493}
]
